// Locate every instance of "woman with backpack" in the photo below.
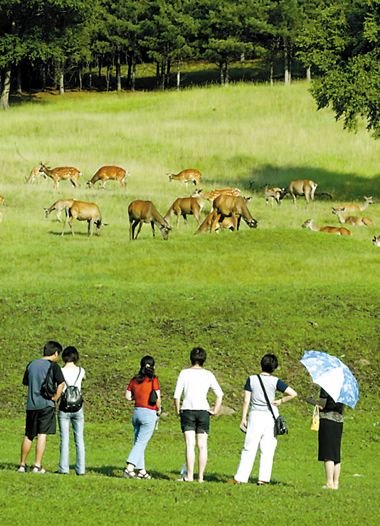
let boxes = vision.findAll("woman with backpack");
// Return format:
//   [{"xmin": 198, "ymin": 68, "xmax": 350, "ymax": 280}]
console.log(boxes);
[
  {"xmin": 57, "ymin": 346, "xmax": 86, "ymax": 475},
  {"xmin": 123, "ymin": 355, "xmax": 161, "ymax": 480}
]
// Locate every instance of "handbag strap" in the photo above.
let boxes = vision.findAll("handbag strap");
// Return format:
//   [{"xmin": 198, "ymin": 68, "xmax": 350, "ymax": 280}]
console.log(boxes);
[{"xmin": 257, "ymin": 374, "xmax": 276, "ymax": 422}]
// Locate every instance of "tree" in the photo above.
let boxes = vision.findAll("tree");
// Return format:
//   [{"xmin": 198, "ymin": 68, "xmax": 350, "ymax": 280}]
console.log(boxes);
[{"xmin": 297, "ymin": 0, "xmax": 380, "ymax": 137}]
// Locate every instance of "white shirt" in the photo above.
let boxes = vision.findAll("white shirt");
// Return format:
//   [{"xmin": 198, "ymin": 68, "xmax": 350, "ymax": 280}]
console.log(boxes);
[
  {"xmin": 174, "ymin": 367, "xmax": 223, "ymax": 410},
  {"xmin": 61, "ymin": 365, "xmax": 85, "ymax": 392}
]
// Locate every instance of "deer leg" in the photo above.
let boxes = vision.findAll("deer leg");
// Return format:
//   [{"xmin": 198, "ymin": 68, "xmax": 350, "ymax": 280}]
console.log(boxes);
[
  {"xmin": 69, "ymin": 218, "xmax": 75, "ymax": 236},
  {"xmin": 135, "ymin": 221, "xmax": 143, "ymax": 240},
  {"xmin": 88, "ymin": 219, "xmax": 93, "ymax": 237},
  {"xmin": 151, "ymin": 221, "xmax": 155, "ymax": 238}
]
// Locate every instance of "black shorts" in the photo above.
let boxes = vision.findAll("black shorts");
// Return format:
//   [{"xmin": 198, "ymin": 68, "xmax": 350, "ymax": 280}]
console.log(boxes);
[
  {"xmin": 25, "ymin": 407, "xmax": 56, "ymax": 440},
  {"xmin": 318, "ymin": 419, "xmax": 343, "ymax": 464},
  {"xmin": 180, "ymin": 410, "xmax": 210, "ymax": 434}
]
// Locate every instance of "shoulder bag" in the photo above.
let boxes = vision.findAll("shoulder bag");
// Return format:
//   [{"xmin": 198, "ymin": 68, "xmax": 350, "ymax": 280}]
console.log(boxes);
[
  {"xmin": 148, "ymin": 377, "xmax": 158, "ymax": 406},
  {"xmin": 310, "ymin": 405, "xmax": 320, "ymax": 431},
  {"xmin": 257, "ymin": 374, "xmax": 288, "ymax": 436}
]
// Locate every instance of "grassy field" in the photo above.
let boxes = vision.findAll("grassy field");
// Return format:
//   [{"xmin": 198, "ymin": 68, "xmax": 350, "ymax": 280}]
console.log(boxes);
[{"xmin": 0, "ymin": 82, "xmax": 379, "ymax": 525}]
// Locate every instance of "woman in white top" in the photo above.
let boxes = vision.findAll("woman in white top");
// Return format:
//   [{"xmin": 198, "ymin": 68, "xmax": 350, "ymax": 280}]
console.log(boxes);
[
  {"xmin": 174, "ymin": 347, "xmax": 223, "ymax": 483},
  {"xmin": 58, "ymin": 346, "xmax": 86, "ymax": 475},
  {"xmin": 234, "ymin": 353, "xmax": 297, "ymax": 485}
]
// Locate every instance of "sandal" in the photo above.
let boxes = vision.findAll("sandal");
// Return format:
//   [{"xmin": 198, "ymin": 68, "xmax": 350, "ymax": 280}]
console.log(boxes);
[
  {"xmin": 123, "ymin": 469, "xmax": 136, "ymax": 479},
  {"xmin": 137, "ymin": 471, "xmax": 151, "ymax": 480}
]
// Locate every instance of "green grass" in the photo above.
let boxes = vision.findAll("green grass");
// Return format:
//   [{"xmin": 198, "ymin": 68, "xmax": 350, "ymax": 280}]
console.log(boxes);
[{"xmin": 0, "ymin": 82, "xmax": 379, "ymax": 525}]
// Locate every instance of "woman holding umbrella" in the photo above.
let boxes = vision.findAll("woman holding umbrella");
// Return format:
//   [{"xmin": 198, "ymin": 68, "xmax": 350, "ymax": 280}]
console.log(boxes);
[{"xmin": 318, "ymin": 388, "xmax": 344, "ymax": 489}]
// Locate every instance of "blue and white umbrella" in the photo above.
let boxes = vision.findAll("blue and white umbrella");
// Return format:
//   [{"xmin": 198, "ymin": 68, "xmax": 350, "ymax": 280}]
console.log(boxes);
[{"xmin": 300, "ymin": 350, "xmax": 359, "ymax": 409}]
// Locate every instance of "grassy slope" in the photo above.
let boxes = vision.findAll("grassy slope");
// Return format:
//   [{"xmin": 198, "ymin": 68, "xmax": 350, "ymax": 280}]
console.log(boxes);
[{"xmin": 0, "ymin": 83, "xmax": 379, "ymax": 525}]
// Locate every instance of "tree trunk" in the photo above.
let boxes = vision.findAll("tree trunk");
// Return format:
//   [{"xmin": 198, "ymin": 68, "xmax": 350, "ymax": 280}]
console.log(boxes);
[
  {"xmin": 306, "ymin": 66, "xmax": 311, "ymax": 81},
  {"xmin": 131, "ymin": 62, "xmax": 136, "ymax": 91},
  {"xmin": 176, "ymin": 66, "xmax": 181, "ymax": 90},
  {"xmin": 284, "ymin": 38, "xmax": 291, "ymax": 85},
  {"xmin": 269, "ymin": 62, "xmax": 274, "ymax": 86},
  {"xmin": 59, "ymin": 70, "xmax": 64, "ymax": 94},
  {"xmin": 106, "ymin": 65, "xmax": 110, "ymax": 91},
  {"xmin": 1, "ymin": 69, "xmax": 12, "ymax": 110},
  {"xmin": 78, "ymin": 67, "xmax": 83, "ymax": 91},
  {"xmin": 16, "ymin": 67, "xmax": 22, "ymax": 94},
  {"xmin": 224, "ymin": 63, "xmax": 229, "ymax": 85},
  {"xmin": 116, "ymin": 53, "xmax": 121, "ymax": 91}
]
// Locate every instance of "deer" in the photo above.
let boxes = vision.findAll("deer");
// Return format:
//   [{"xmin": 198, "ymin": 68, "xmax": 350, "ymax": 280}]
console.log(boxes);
[
  {"xmin": 164, "ymin": 196, "xmax": 207, "ymax": 226},
  {"xmin": 302, "ymin": 219, "xmax": 351, "ymax": 236},
  {"xmin": 264, "ymin": 186, "xmax": 287, "ymax": 206},
  {"xmin": 196, "ymin": 210, "xmax": 236, "ymax": 234},
  {"xmin": 192, "ymin": 187, "xmax": 241, "ymax": 205},
  {"xmin": 289, "ymin": 179, "xmax": 317, "ymax": 204},
  {"xmin": 0, "ymin": 194, "xmax": 5, "ymax": 206},
  {"xmin": 26, "ymin": 164, "xmax": 43, "ymax": 183},
  {"xmin": 44, "ymin": 199, "xmax": 75, "ymax": 222},
  {"xmin": 332, "ymin": 208, "xmax": 373, "ymax": 227},
  {"xmin": 372, "ymin": 235, "xmax": 380, "ymax": 247},
  {"xmin": 38, "ymin": 162, "xmax": 81, "ymax": 189},
  {"xmin": 86, "ymin": 165, "xmax": 127, "ymax": 189},
  {"xmin": 62, "ymin": 200, "xmax": 102, "ymax": 237},
  {"xmin": 168, "ymin": 168, "xmax": 201, "ymax": 186},
  {"xmin": 128, "ymin": 200, "xmax": 171, "ymax": 241},
  {"xmin": 211, "ymin": 195, "xmax": 258, "ymax": 232},
  {"xmin": 334, "ymin": 196, "xmax": 374, "ymax": 213}
]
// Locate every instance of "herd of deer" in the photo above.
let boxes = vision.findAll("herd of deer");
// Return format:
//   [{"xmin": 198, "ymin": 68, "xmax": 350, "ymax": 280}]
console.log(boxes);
[{"xmin": 1, "ymin": 164, "xmax": 379, "ymax": 246}]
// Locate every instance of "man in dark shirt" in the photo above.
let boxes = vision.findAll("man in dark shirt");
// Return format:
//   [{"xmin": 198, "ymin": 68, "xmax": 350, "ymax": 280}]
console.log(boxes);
[{"xmin": 18, "ymin": 341, "xmax": 65, "ymax": 473}]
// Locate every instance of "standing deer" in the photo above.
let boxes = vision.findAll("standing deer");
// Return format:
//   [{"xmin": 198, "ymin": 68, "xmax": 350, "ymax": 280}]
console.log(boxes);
[
  {"xmin": 289, "ymin": 179, "xmax": 317, "ymax": 204},
  {"xmin": 128, "ymin": 200, "xmax": 171, "ymax": 240},
  {"xmin": 44, "ymin": 199, "xmax": 75, "ymax": 222},
  {"xmin": 86, "ymin": 165, "xmax": 127, "ymax": 189},
  {"xmin": 264, "ymin": 186, "xmax": 287, "ymax": 206},
  {"xmin": 334, "ymin": 196, "xmax": 374, "ymax": 213},
  {"xmin": 192, "ymin": 187, "xmax": 242, "ymax": 205},
  {"xmin": 372, "ymin": 235, "xmax": 380, "ymax": 247},
  {"xmin": 168, "ymin": 169, "xmax": 201, "ymax": 186},
  {"xmin": 62, "ymin": 200, "xmax": 102, "ymax": 237},
  {"xmin": 165, "ymin": 196, "xmax": 207, "ymax": 226},
  {"xmin": 211, "ymin": 195, "xmax": 258, "ymax": 232},
  {"xmin": 38, "ymin": 162, "xmax": 81, "ymax": 189},
  {"xmin": 332, "ymin": 208, "xmax": 373, "ymax": 227},
  {"xmin": 302, "ymin": 219, "xmax": 351, "ymax": 236}
]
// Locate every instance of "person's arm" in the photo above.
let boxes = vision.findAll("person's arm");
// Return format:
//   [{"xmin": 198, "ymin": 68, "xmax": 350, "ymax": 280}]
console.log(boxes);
[
  {"xmin": 273, "ymin": 386, "xmax": 297, "ymax": 407},
  {"xmin": 52, "ymin": 382, "xmax": 65, "ymax": 402},
  {"xmin": 209, "ymin": 395, "xmax": 223, "ymax": 415},
  {"xmin": 239, "ymin": 390, "xmax": 251, "ymax": 428},
  {"xmin": 173, "ymin": 373, "xmax": 183, "ymax": 416}
]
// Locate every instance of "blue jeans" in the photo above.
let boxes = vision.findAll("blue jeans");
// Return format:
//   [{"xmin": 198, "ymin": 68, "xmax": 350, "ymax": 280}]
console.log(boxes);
[
  {"xmin": 127, "ymin": 407, "xmax": 157, "ymax": 471},
  {"xmin": 58, "ymin": 408, "xmax": 85, "ymax": 475}
]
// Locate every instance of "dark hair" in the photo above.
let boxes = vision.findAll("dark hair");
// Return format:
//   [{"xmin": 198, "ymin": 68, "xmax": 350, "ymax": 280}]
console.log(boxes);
[
  {"xmin": 260, "ymin": 353, "xmax": 278, "ymax": 373},
  {"xmin": 190, "ymin": 347, "xmax": 206, "ymax": 366},
  {"xmin": 43, "ymin": 340, "xmax": 63, "ymax": 357},
  {"xmin": 62, "ymin": 346, "xmax": 79, "ymax": 364},
  {"xmin": 134, "ymin": 355, "xmax": 155, "ymax": 383}
]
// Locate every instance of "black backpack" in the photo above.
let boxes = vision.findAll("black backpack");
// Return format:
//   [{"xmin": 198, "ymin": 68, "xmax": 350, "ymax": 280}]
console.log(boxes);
[
  {"xmin": 59, "ymin": 368, "xmax": 83, "ymax": 413},
  {"xmin": 40, "ymin": 362, "xmax": 57, "ymax": 400}
]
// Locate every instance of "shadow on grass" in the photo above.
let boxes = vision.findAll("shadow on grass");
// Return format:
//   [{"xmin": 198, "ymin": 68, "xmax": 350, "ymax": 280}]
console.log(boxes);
[{"xmin": 208, "ymin": 162, "xmax": 380, "ymax": 201}]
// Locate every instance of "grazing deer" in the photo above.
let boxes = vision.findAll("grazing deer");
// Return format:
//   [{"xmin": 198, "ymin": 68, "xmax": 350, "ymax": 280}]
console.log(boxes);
[
  {"xmin": 128, "ymin": 200, "xmax": 171, "ymax": 240},
  {"xmin": 192, "ymin": 187, "xmax": 241, "ymax": 205},
  {"xmin": 264, "ymin": 186, "xmax": 287, "ymax": 206},
  {"xmin": 86, "ymin": 165, "xmax": 127, "ymax": 189},
  {"xmin": 0, "ymin": 194, "xmax": 5, "ymax": 206},
  {"xmin": 165, "ymin": 196, "xmax": 207, "ymax": 226},
  {"xmin": 196, "ymin": 210, "xmax": 236, "ymax": 234},
  {"xmin": 44, "ymin": 199, "xmax": 75, "ymax": 222},
  {"xmin": 335, "ymin": 196, "xmax": 374, "ymax": 213},
  {"xmin": 62, "ymin": 200, "xmax": 102, "ymax": 237},
  {"xmin": 26, "ymin": 164, "xmax": 43, "ymax": 183},
  {"xmin": 289, "ymin": 179, "xmax": 317, "ymax": 204},
  {"xmin": 211, "ymin": 195, "xmax": 258, "ymax": 232},
  {"xmin": 302, "ymin": 219, "xmax": 351, "ymax": 236},
  {"xmin": 332, "ymin": 208, "xmax": 373, "ymax": 227},
  {"xmin": 168, "ymin": 168, "xmax": 201, "ymax": 186},
  {"xmin": 38, "ymin": 162, "xmax": 81, "ymax": 189},
  {"xmin": 372, "ymin": 235, "xmax": 380, "ymax": 247}
]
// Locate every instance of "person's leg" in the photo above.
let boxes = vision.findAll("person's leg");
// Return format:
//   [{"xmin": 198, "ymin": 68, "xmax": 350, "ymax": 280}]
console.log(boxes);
[
  {"xmin": 34, "ymin": 434, "xmax": 47, "ymax": 467},
  {"xmin": 324, "ymin": 460, "xmax": 335, "ymax": 489},
  {"xmin": 196, "ymin": 433, "xmax": 208, "ymax": 482},
  {"xmin": 333, "ymin": 462, "xmax": 341, "ymax": 489},
  {"xmin": 20, "ymin": 436, "xmax": 33, "ymax": 467},
  {"xmin": 58, "ymin": 412, "xmax": 71, "ymax": 473},
  {"xmin": 72, "ymin": 409, "xmax": 85, "ymax": 475},
  {"xmin": 127, "ymin": 408, "xmax": 156, "ymax": 472},
  {"xmin": 183, "ymin": 430, "xmax": 196, "ymax": 481},
  {"xmin": 234, "ymin": 412, "xmax": 263, "ymax": 483},
  {"xmin": 257, "ymin": 415, "xmax": 277, "ymax": 483}
]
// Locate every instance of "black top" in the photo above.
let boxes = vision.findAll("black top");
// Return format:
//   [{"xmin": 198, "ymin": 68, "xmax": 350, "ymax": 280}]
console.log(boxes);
[{"xmin": 320, "ymin": 388, "xmax": 344, "ymax": 415}]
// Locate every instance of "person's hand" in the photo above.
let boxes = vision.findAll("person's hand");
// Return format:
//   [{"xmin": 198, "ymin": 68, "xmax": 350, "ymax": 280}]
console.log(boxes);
[{"xmin": 272, "ymin": 399, "xmax": 282, "ymax": 407}]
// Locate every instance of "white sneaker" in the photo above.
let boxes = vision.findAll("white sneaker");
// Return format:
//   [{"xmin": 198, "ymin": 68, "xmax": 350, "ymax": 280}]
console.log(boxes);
[
  {"xmin": 17, "ymin": 465, "xmax": 27, "ymax": 473},
  {"xmin": 32, "ymin": 465, "xmax": 46, "ymax": 474}
]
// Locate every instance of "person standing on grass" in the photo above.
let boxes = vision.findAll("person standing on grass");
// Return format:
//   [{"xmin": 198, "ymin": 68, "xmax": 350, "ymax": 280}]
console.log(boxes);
[
  {"xmin": 18, "ymin": 340, "xmax": 65, "ymax": 474},
  {"xmin": 174, "ymin": 347, "xmax": 224, "ymax": 483},
  {"xmin": 57, "ymin": 346, "xmax": 86, "ymax": 475},
  {"xmin": 124, "ymin": 355, "xmax": 161, "ymax": 480},
  {"xmin": 318, "ymin": 387, "xmax": 344, "ymax": 490},
  {"xmin": 233, "ymin": 353, "xmax": 297, "ymax": 485}
]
